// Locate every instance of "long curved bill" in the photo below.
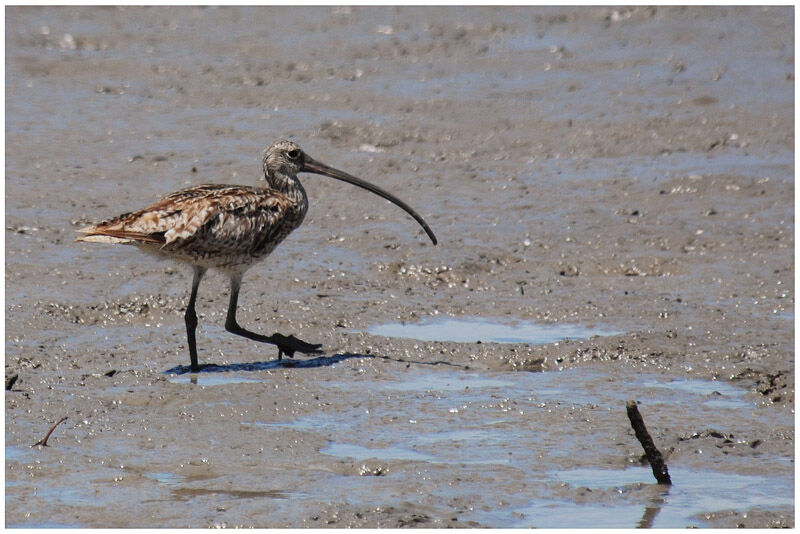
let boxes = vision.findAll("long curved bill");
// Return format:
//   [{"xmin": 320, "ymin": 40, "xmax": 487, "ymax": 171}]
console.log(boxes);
[{"xmin": 302, "ymin": 156, "xmax": 438, "ymax": 245}]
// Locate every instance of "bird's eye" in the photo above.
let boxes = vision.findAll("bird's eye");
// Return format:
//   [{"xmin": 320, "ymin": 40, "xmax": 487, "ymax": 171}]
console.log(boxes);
[{"xmin": 287, "ymin": 149, "xmax": 301, "ymax": 160}]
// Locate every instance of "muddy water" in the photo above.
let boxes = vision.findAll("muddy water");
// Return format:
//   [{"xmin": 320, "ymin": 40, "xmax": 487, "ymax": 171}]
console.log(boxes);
[{"xmin": 6, "ymin": 6, "xmax": 794, "ymax": 528}]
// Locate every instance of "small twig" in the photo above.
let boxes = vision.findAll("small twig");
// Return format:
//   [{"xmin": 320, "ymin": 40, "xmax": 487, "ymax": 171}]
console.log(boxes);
[
  {"xmin": 626, "ymin": 400, "xmax": 671, "ymax": 485},
  {"xmin": 32, "ymin": 417, "xmax": 68, "ymax": 447},
  {"xmin": 6, "ymin": 373, "xmax": 19, "ymax": 391}
]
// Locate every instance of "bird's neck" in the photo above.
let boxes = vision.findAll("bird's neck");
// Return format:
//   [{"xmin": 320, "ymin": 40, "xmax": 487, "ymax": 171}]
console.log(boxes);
[{"xmin": 267, "ymin": 169, "xmax": 308, "ymax": 212}]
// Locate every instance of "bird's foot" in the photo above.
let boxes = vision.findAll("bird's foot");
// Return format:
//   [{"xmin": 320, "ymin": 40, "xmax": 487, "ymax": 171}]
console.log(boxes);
[{"xmin": 271, "ymin": 333, "xmax": 323, "ymax": 360}]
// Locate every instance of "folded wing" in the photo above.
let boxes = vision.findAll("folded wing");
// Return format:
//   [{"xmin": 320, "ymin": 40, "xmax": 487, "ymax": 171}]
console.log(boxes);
[{"xmin": 76, "ymin": 184, "xmax": 294, "ymax": 258}]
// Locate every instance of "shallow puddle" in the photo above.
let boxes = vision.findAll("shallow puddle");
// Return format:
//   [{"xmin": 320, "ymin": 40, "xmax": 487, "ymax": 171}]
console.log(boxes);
[
  {"xmin": 368, "ymin": 316, "xmax": 621, "ymax": 344},
  {"xmin": 5, "ymin": 444, "xmax": 30, "ymax": 464},
  {"xmin": 166, "ymin": 374, "xmax": 264, "ymax": 386}
]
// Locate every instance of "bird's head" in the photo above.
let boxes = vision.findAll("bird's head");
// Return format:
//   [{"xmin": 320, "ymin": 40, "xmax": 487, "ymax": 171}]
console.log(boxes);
[
  {"xmin": 262, "ymin": 139, "xmax": 307, "ymax": 189},
  {"xmin": 261, "ymin": 139, "xmax": 437, "ymax": 245}
]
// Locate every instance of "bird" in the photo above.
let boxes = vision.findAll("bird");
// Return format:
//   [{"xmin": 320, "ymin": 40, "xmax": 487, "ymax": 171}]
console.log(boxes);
[{"xmin": 76, "ymin": 139, "xmax": 437, "ymax": 372}]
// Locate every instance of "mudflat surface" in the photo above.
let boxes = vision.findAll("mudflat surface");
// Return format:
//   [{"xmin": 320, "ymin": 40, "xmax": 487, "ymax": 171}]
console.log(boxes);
[{"xmin": 5, "ymin": 6, "xmax": 794, "ymax": 528}]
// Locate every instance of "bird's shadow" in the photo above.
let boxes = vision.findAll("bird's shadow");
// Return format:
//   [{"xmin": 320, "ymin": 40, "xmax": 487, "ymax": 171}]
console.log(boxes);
[
  {"xmin": 165, "ymin": 353, "xmax": 366, "ymax": 375},
  {"xmin": 165, "ymin": 352, "xmax": 468, "ymax": 375}
]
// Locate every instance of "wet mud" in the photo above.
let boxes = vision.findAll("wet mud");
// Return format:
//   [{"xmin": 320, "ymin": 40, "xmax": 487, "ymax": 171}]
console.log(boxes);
[{"xmin": 5, "ymin": 6, "xmax": 794, "ymax": 528}]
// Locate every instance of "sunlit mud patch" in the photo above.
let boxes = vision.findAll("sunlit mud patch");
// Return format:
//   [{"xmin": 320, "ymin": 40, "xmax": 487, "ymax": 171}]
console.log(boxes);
[
  {"xmin": 323, "ymin": 442, "xmax": 434, "ymax": 463},
  {"xmin": 321, "ymin": 428, "xmax": 513, "ymax": 466},
  {"xmin": 144, "ymin": 471, "xmax": 186, "ymax": 486},
  {"xmin": 368, "ymin": 316, "xmax": 622, "ymax": 344},
  {"xmin": 142, "ymin": 472, "xmax": 298, "ymax": 505}
]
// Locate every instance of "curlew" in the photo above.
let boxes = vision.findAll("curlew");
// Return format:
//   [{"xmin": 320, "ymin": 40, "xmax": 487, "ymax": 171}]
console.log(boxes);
[{"xmin": 77, "ymin": 140, "xmax": 437, "ymax": 372}]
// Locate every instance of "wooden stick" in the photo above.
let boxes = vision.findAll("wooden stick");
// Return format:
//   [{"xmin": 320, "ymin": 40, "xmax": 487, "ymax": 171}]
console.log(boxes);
[
  {"xmin": 32, "ymin": 417, "xmax": 68, "ymax": 447},
  {"xmin": 6, "ymin": 373, "xmax": 18, "ymax": 391},
  {"xmin": 626, "ymin": 400, "xmax": 671, "ymax": 485}
]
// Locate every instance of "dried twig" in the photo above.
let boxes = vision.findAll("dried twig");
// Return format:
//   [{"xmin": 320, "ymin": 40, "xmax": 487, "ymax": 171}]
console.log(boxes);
[
  {"xmin": 6, "ymin": 373, "xmax": 19, "ymax": 391},
  {"xmin": 626, "ymin": 400, "xmax": 671, "ymax": 485},
  {"xmin": 32, "ymin": 417, "xmax": 68, "ymax": 447}
]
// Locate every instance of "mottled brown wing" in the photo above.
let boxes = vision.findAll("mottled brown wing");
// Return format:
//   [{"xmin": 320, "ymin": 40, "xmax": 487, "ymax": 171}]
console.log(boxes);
[
  {"xmin": 160, "ymin": 185, "xmax": 295, "ymax": 257},
  {"xmin": 77, "ymin": 184, "xmax": 293, "ymax": 256}
]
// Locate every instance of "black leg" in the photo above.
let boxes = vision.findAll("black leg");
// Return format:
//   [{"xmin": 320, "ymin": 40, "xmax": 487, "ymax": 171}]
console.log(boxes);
[
  {"xmin": 185, "ymin": 266, "xmax": 206, "ymax": 372},
  {"xmin": 224, "ymin": 274, "xmax": 322, "ymax": 359}
]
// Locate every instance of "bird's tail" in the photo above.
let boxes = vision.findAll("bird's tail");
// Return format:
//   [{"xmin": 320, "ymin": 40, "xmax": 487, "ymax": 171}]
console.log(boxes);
[{"xmin": 75, "ymin": 225, "xmax": 163, "ymax": 244}]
